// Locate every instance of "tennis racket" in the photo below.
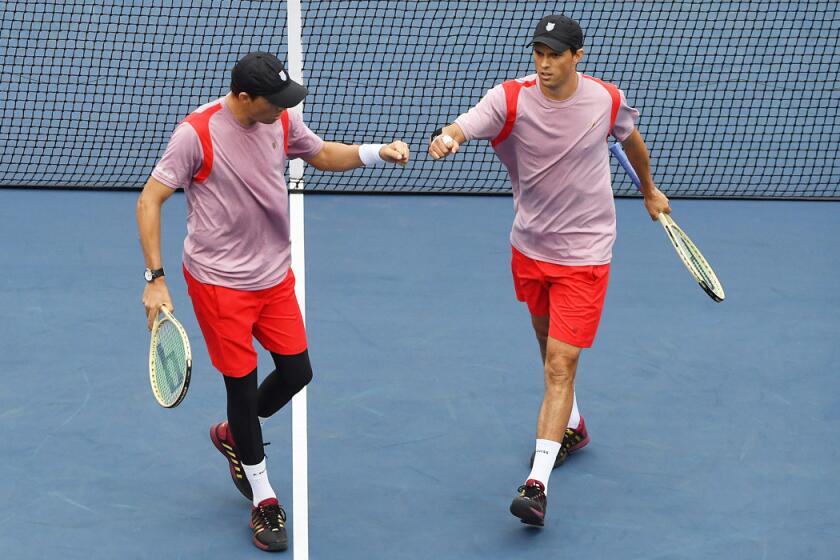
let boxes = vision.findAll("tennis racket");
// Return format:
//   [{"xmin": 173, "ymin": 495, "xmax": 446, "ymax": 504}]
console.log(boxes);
[
  {"xmin": 609, "ymin": 143, "xmax": 725, "ymax": 302},
  {"xmin": 149, "ymin": 306, "xmax": 192, "ymax": 408}
]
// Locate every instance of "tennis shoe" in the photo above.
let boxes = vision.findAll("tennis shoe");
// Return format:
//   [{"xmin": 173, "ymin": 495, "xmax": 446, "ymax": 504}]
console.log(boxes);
[
  {"xmin": 210, "ymin": 420, "xmax": 253, "ymax": 501},
  {"xmin": 529, "ymin": 416, "xmax": 590, "ymax": 469},
  {"xmin": 250, "ymin": 497, "xmax": 288, "ymax": 552},
  {"xmin": 509, "ymin": 479, "xmax": 547, "ymax": 526}
]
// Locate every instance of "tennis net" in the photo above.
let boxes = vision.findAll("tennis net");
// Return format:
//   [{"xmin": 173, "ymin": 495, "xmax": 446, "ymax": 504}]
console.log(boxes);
[{"xmin": 1, "ymin": 1, "xmax": 837, "ymax": 198}]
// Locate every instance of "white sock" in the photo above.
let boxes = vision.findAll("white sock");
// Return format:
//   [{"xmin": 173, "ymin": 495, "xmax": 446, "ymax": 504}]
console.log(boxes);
[
  {"xmin": 242, "ymin": 457, "xmax": 276, "ymax": 507},
  {"xmin": 568, "ymin": 391, "xmax": 581, "ymax": 430},
  {"xmin": 527, "ymin": 439, "xmax": 562, "ymax": 494}
]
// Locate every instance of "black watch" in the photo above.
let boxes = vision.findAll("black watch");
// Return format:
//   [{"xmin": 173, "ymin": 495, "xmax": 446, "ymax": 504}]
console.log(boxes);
[{"xmin": 144, "ymin": 267, "xmax": 165, "ymax": 283}]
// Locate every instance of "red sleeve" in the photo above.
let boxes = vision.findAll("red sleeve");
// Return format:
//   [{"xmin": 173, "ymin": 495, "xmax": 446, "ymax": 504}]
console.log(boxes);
[{"xmin": 151, "ymin": 123, "xmax": 202, "ymax": 189}]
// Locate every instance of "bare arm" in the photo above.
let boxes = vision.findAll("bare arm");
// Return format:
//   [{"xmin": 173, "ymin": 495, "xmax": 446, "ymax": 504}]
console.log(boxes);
[
  {"xmin": 428, "ymin": 123, "xmax": 467, "ymax": 160},
  {"xmin": 620, "ymin": 129, "xmax": 671, "ymax": 219},
  {"xmin": 620, "ymin": 129, "xmax": 655, "ymax": 194},
  {"xmin": 136, "ymin": 177, "xmax": 177, "ymax": 328},
  {"xmin": 305, "ymin": 140, "xmax": 409, "ymax": 171}
]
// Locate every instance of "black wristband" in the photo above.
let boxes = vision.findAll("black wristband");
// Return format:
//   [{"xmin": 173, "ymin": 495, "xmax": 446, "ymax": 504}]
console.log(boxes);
[{"xmin": 144, "ymin": 267, "xmax": 165, "ymax": 283}]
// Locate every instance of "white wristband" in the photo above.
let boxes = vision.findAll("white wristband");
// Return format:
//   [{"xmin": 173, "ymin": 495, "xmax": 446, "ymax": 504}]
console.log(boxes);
[{"xmin": 359, "ymin": 143, "xmax": 386, "ymax": 166}]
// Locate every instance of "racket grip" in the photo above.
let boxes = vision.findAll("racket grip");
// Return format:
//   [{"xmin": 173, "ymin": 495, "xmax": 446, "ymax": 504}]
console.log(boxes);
[{"xmin": 609, "ymin": 143, "xmax": 642, "ymax": 190}]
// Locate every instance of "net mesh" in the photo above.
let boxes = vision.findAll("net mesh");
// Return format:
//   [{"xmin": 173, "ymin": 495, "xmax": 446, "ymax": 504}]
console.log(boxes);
[{"xmin": 1, "ymin": 1, "xmax": 838, "ymax": 198}]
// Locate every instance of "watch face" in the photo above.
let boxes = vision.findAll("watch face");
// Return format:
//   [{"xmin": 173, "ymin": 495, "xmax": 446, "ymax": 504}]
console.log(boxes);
[{"xmin": 144, "ymin": 269, "xmax": 153, "ymax": 282}]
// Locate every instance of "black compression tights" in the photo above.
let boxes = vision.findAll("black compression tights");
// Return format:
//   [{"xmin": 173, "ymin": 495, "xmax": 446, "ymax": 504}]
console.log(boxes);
[{"xmin": 223, "ymin": 350, "xmax": 313, "ymax": 466}]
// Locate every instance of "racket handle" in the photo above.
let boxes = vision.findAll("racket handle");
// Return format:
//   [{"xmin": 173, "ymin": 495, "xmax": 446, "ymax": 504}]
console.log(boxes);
[{"xmin": 609, "ymin": 143, "xmax": 641, "ymax": 190}]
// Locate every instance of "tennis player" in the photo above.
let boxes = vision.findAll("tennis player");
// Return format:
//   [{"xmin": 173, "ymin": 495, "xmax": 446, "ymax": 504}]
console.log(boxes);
[
  {"xmin": 429, "ymin": 15, "xmax": 670, "ymax": 526},
  {"xmin": 137, "ymin": 51, "xmax": 409, "ymax": 551}
]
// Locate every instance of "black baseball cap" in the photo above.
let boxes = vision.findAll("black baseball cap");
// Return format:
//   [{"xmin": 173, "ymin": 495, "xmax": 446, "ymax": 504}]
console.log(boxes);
[
  {"xmin": 230, "ymin": 51, "xmax": 308, "ymax": 108},
  {"xmin": 529, "ymin": 15, "xmax": 584, "ymax": 53}
]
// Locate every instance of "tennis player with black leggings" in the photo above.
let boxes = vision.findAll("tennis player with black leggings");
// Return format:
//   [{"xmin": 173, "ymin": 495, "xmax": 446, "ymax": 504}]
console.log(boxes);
[
  {"xmin": 137, "ymin": 52, "xmax": 409, "ymax": 552},
  {"xmin": 429, "ymin": 15, "xmax": 670, "ymax": 527}
]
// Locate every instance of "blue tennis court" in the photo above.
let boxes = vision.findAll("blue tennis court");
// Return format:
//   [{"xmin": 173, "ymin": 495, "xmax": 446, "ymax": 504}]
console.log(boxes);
[
  {"xmin": 2, "ymin": 2, "xmax": 839, "ymax": 557},
  {"xmin": 1, "ymin": 189, "xmax": 838, "ymax": 559}
]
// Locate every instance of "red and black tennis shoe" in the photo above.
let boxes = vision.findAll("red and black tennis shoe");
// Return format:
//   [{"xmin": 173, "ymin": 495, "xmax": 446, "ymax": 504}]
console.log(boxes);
[
  {"xmin": 529, "ymin": 416, "xmax": 590, "ymax": 469},
  {"xmin": 210, "ymin": 420, "xmax": 253, "ymax": 501},
  {"xmin": 563, "ymin": 416, "xmax": 590, "ymax": 455},
  {"xmin": 251, "ymin": 497, "xmax": 288, "ymax": 552},
  {"xmin": 509, "ymin": 479, "xmax": 547, "ymax": 526}
]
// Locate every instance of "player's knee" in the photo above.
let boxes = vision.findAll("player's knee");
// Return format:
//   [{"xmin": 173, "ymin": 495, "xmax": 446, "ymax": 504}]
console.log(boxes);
[
  {"xmin": 544, "ymin": 367, "xmax": 575, "ymax": 390},
  {"xmin": 544, "ymin": 355, "xmax": 576, "ymax": 389},
  {"xmin": 283, "ymin": 349, "xmax": 313, "ymax": 394},
  {"xmin": 294, "ymin": 359, "xmax": 313, "ymax": 391}
]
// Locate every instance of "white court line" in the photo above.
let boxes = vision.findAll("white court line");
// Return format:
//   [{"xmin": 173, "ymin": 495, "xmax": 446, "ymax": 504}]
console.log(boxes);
[
  {"xmin": 290, "ymin": 191, "xmax": 308, "ymax": 560},
  {"xmin": 287, "ymin": 0, "xmax": 308, "ymax": 558}
]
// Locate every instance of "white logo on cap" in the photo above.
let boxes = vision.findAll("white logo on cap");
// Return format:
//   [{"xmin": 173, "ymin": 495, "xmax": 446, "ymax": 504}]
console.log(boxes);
[
  {"xmin": 546, "ymin": 22, "xmax": 556, "ymax": 31},
  {"xmin": 278, "ymin": 70, "xmax": 287, "ymax": 81}
]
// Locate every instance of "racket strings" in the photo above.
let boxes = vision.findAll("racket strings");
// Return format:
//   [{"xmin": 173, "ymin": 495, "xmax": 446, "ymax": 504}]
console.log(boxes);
[
  {"xmin": 672, "ymin": 228, "xmax": 722, "ymax": 291},
  {"xmin": 153, "ymin": 320, "xmax": 187, "ymax": 403}
]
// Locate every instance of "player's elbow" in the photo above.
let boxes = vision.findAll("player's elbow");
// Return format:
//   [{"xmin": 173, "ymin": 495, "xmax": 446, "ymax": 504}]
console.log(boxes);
[
  {"xmin": 136, "ymin": 187, "xmax": 152, "ymax": 214},
  {"xmin": 621, "ymin": 128, "xmax": 644, "ymax": 148},
  {"xmin": 305, "ymin": 155, "xmax": 329, "ymax": 171},
  {"xmin": 136, "ymin": 190, "xmax": 148, "ymax": 216},
  {"xmin": 136, "ymin": 181, "xmax": 163, "ymax": 216},
  {"xmin": 303, "ymin": 148, "xmax": 332, "ymax": 171}
]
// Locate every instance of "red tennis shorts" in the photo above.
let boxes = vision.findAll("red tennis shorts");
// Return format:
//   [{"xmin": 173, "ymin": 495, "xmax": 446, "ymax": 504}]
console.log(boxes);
[
  {"xmin": 511, "ymin": 246, "xmax": 610, "ymax": 348},
  {"xmin": 184, "ymin": 266, "xmax": 308, "ymax": 377}
]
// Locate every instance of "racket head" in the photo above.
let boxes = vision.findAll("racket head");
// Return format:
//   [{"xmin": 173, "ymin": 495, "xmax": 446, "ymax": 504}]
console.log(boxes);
[
  {"xmin": 148, "ymin": 306, "xmax": 192, "ymax": 408},
  {"xmin": 658, "ymin": 213, "xmax": 726, "ymax": 302}
]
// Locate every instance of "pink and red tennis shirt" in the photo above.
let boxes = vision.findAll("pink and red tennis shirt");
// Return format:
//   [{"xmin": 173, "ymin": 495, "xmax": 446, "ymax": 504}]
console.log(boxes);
[
  {"xmin": 153, "ymin": 73, "xmax": 638, "ymax": 289},
  {"xmin": 456, "ymin": 72, "xmax": 639, "ymax": 266},
  {"xmin": 152, "ymin": 98, "xmax": 323, "ymax": 290}
]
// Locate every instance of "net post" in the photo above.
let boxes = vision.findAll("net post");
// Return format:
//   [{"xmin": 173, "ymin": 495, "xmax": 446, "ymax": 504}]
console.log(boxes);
[{"xmin": 287, "ymin": 1, "xmax": 309, "ymax": 559}]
